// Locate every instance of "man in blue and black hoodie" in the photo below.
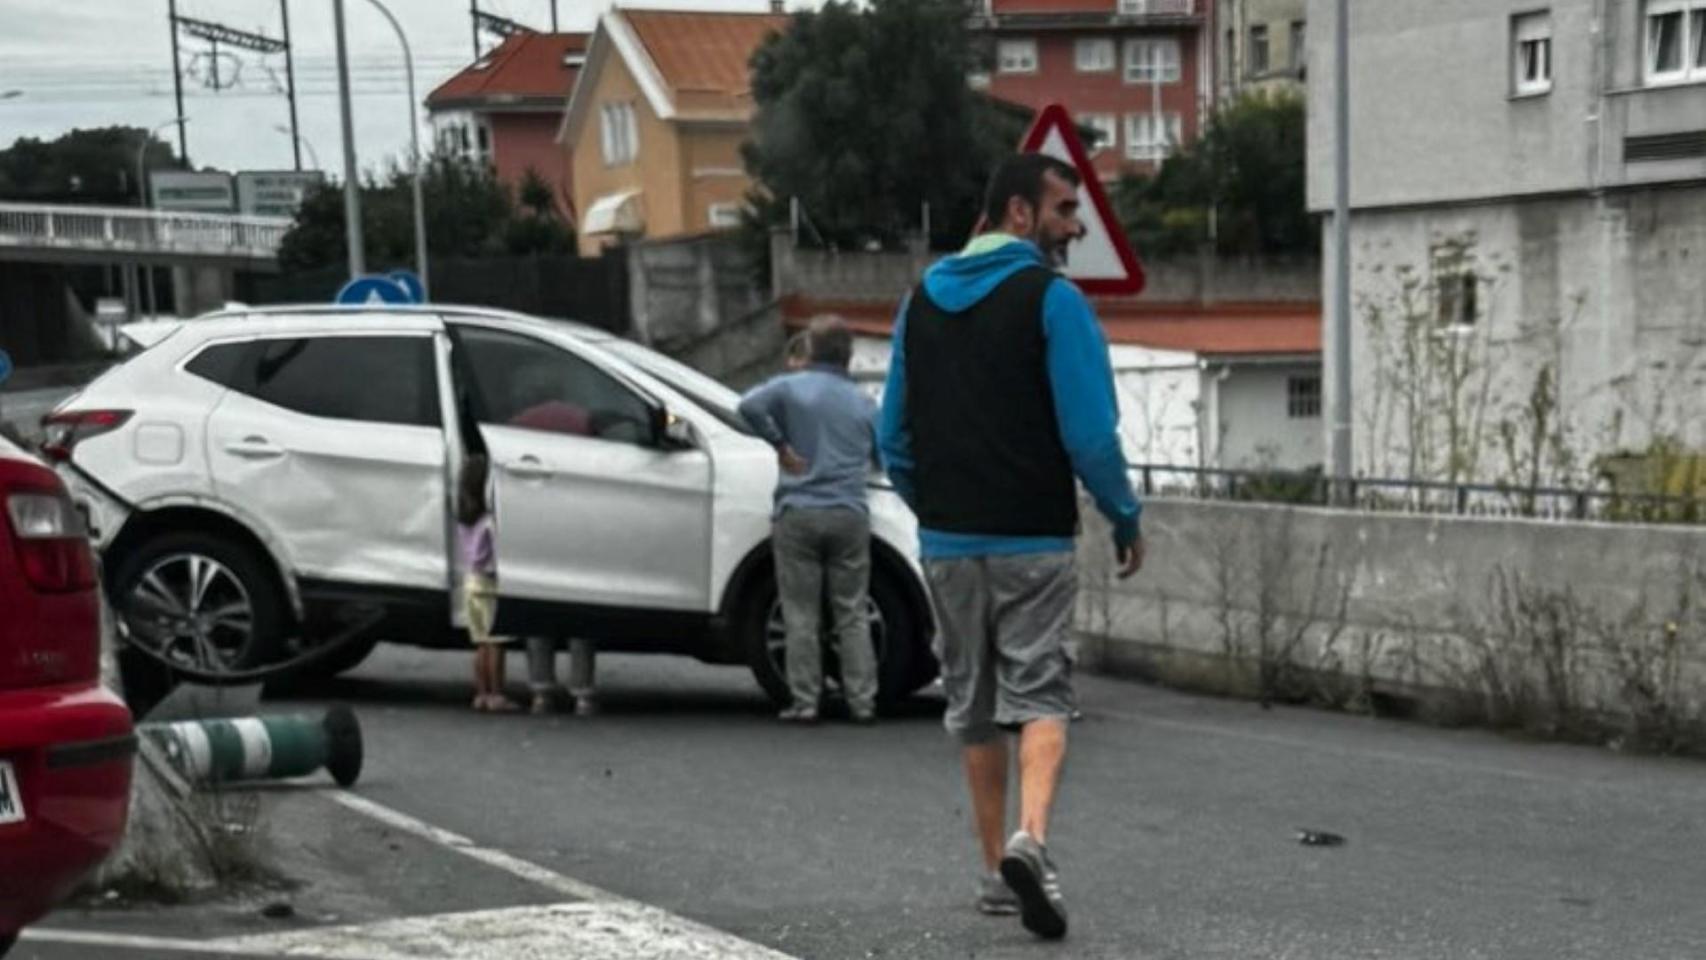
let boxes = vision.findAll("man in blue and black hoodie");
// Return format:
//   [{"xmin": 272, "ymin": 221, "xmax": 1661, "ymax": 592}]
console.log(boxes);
[{"xmin": 878, "ymin": 153, "xmax": 1143, "ymax": 940}]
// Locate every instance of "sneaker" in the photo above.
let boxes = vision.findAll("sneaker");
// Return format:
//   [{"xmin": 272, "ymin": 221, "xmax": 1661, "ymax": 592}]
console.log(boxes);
[
  {"xmin": 777, "ymin": 704, "xmax": 819, "ymax": 724},
  {"xmin": 976, "ymin": 872, "xmax": 1018, "ymax": 916},
  {"xmin": 999, "ymin": 831, "xmax": 1067, "ymax": 939},
  {"xmin": 573, "ymin": 695, "xmax": 599, "ymax": 718},
  {"xmin": 848, "ymin": 707, "xmax": 877, "ymax": 725}
]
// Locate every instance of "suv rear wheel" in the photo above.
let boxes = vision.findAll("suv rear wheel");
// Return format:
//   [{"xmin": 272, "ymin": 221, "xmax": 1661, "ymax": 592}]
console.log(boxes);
[
  {"xmin": 740, "ymin": 562, "xmax": 930, "ymax": 708},
  {"xmin": 109, "ymin": 532, "xmax": 288, "ymax": 674}
]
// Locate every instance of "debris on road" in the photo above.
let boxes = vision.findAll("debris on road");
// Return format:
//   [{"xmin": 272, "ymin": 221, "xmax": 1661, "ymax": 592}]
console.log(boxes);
[
  {"xmin": 141, "ymin": 705, "xmax": 364, "ymax": 788},
  {"xmin": 1295, "ymin": 829, "xmax": 1347, "ymax": 847}
]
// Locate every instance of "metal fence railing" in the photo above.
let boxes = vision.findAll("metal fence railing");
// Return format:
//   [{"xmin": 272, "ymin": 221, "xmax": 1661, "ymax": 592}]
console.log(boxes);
[
  {"xmin": 1131, "ymin": 463, "xmax": 1706, "ymax": 527},
  {"xmin": 0, "ymin": 202, "xmax": 290, "ymax": 261}
]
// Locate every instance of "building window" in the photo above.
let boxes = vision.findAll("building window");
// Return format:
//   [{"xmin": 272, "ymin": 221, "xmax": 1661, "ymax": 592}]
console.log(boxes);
[
  {"xmin": 1076, "ymin": 37, "xmax": 1117, "ymax": 72},
  {"xmin": 1644, "ymin": 0, "xmax": 1706, "ymax": 85},
  {"xmin": 476, "ymin": 124, "xmax": 491, "ymax": 158},
  {"xmin": 1125, "ymin": 111, "xmax": 1182, "ymax": 161},
  {"xmin": 997, "ymin": 39, "xmax": 1038, "ymax": 73},
  {"xmin": 1513, "ymin": 11, "xmax": 1553, "ymax": 95},
  {"xmin": 1124, "ymin": 37, "xmax": 1182, "ymax": 83},
  {"xmin": 1290, "ymin": 20, "xmax": 1306, "ymax": 72},
  {"xmin": 1287, "ymin": 376, "xmax": 1322, "ymax": 419},
  {"xmin": 1249, "ymin": 24, "xmax": 1270, "ymax": 75},
  {"xmin": 1225, "ymin": 27, "xmax": 1236, "ymax": 81},
  {"xmin": 600, "ymin": 102, "xmax": 637, "ymax": 166},
  {"xmin": 1435, "ymin": 272, "xmax": 1479, "ymax": 329},
  {"xmin": 707, "ymin": 203, "xmax": 743, "ymax": 228},
  {"xmin": 1081, "ymin": 113, "xmax": 1119, "ymax": 153}
]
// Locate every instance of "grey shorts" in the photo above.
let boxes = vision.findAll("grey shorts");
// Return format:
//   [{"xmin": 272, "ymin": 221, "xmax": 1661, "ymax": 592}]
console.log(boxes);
[{"xmin": 925, "ymin": 552, "xmax": 1077, "ymax": 744}]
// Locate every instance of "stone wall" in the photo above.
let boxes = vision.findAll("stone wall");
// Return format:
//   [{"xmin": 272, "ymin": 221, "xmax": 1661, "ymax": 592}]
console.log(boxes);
[{"xmin": 1076, "ymin": 498, "xmax": 1706, "ymax": 743}]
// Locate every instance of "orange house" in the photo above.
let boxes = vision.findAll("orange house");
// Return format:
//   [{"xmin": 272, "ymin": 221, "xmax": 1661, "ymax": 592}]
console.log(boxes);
[
  {"xmin": 557, "ymin": 9, "xmax": 789, "ymax": 255},
  {"xmin": 426, "ymin": 32, "xmax": 590, "ymax": 222}
]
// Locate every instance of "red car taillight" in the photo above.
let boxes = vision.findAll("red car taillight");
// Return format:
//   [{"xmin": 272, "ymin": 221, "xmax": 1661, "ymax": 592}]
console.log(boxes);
[
  {"xmin": 39, "ymin": 409, "xmax": 131, "ymax": 464},
  {"xmin": 4, "ymin": 480, "xmax": 95, "ymax": 593}
]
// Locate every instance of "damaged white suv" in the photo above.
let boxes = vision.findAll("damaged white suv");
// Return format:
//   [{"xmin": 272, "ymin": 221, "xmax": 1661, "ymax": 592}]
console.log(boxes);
[{"xmin": 44, "ymin": 305, "xmax": 935, "ymax": 704}]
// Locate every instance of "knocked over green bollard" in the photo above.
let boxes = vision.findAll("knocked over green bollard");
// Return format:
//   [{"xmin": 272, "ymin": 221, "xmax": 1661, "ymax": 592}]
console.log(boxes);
[{"xmin": 141, "ymin": 705, "xmax": 363, "ymax": 788}]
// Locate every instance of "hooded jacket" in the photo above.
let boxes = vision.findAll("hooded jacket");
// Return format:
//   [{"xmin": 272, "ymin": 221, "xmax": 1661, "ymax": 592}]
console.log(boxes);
[{"xmin": 877, "ymin": 234, "xmax": 1141, "ymax": 559}]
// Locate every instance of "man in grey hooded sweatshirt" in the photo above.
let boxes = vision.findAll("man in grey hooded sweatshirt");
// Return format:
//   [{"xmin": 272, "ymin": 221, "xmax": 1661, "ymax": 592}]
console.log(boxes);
[{"xmin": 738, "ymin": 316, "xmax": 880, "ymax": 724}]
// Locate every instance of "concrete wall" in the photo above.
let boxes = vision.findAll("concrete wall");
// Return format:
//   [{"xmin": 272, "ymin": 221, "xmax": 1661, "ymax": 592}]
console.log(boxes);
[
  {"xmin": 772, "ymin": 235, "xmax": 1320, "ymax": 304},
  {"xmin": 1076, "ymin": 498, "xmax": 1706, "ymax": 729},
  {"xmin": 1211, "ymin": 360, "xmax": 1321, "ymax": 469},
  {"xmin": 626, "ymin": 231, "xmax": 779, "ymax": 387},
  {"xmin": 1305, "ymin": 0, "xmax": 1706, "ymax": 212},
  {"xmin": 1342, "ymin": 185, "xmax": 1706, "ymax": 484}
]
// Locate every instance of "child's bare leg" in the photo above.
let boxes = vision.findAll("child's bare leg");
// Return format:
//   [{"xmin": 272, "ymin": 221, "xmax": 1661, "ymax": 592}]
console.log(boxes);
[{"xmin": 487, "ymin": 646, "xmax": 520, "ymax": 711}]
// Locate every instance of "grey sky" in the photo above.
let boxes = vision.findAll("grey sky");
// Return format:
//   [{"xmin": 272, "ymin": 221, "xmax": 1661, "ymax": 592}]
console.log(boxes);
[{"xmin": 0, "ymin": 0, "xmax": 792, "ymax": 177}]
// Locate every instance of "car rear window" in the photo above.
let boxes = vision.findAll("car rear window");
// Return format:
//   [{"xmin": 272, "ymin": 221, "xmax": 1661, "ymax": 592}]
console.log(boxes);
[
  {"xmin": 184, "ymin": 342, "xmax": 256, "ymax": 390},
  {"xmin": 242, "ymin": 336, "xmax": 440, "ymax": 428}
]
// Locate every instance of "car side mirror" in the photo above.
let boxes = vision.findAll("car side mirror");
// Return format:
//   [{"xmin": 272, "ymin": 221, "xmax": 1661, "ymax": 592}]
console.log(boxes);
[{"xmin": 654, "ymin": 407, "xmax": 697, "ymax": 450}]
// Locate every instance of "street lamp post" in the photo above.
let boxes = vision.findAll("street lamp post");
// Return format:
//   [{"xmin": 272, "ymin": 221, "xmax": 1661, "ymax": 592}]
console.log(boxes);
[
  {"xmin": 364, "ymin": 0, "xmax": 430, "ymax": 298},
  {"xmin": 273, "ymin": 124, "xmax": 322, "ymax": 170},
  {"xmin": 332, "ymin": 0, "xmax": 366, "ymax": 279}
]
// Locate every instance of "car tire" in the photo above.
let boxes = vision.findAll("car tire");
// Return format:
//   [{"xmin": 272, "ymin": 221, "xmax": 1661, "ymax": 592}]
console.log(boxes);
[
  {"xmin": 740, "ymin": 560, "xmax": 927, "ymax": 708},
  {"xmin": 109, "ymin": 531, "xmax": 289, "ymax": 676},
  {"xmin": 0, "ymin": 931, "xmax": 15, "ymax": 958}
]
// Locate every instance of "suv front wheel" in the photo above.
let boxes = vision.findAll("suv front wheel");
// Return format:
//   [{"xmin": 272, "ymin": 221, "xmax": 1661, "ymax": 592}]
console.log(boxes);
[
  {"xmin": 109, "ymin": 532, "xmax": 288, "ymax": 675},
  {"xmin": 740, "ymin": 563, "xmax": 930, "ymax": 708}
]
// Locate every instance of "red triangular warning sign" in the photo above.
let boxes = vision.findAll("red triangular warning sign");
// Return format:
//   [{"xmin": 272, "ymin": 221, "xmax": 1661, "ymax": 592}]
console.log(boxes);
[{"xmin": 1020, "ymin": 103, "xmax": 1146, "ymax": 296}]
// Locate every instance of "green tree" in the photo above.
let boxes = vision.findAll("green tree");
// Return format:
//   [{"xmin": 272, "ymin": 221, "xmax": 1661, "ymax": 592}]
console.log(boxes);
[
  {"xmin": 1115, "ymin": 91, "xmax": 1310, "ymax": 258},
  {"xmin": 743, "ymin": 0, "xmax": 1022, "ymax": 251},
  {"xmin": 277, "ymin": 156, "xmax": 572, "ymax": 272},
  {"xmin": 0, "ymin": 126, "xmax": 182, "ymax": 204}
]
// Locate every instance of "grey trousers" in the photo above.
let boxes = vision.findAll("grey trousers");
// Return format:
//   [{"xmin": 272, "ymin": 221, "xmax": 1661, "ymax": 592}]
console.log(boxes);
[
  {"xmin": 524, "ymin": 637, "xmax": 596, "ymax": 699},
  {"xmin": 774, "ymin": 506, "xmax": 878, "ymax": 713}
]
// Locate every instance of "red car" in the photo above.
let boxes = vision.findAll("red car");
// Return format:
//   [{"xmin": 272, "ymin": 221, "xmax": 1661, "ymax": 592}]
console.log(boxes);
[{"xmin": 0, "ymin": 433, "xmax": 135, "ymax": 956}]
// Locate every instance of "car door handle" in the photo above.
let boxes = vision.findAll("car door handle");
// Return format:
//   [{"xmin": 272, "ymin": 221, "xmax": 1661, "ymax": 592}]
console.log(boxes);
[
  {"xmin": 224, "ymin": 436, "xmax": 285, "ymax": 459},
  {"xmin": 506, "ymin": 455, "xmax": 551, "ymax": 479}
]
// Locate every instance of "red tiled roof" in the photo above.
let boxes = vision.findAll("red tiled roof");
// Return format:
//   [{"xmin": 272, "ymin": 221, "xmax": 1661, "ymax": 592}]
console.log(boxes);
[
  {"xmin": 426, "ymin": 32, "xmax": 590, "ymax": 109},
  {"xmin": 780, "ymin": 295, "xmax": 1320, "ymax": 357},
  {"xmin": 623, "ymin": 10, "xmax": 790, "ymax": 117}
]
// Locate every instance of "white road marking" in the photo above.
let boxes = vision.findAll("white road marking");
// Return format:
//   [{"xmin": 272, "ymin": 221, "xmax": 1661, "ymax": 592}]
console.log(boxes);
[
  {"xmin": 27, "ymin": 791, "xmax": 796, "ymax": 960},
  {"xmin": 18, "ymin": 928, "xmax": 254, "ymax": 955},
  {"xmin": 221, "ymin": 902, "xmax": 793, "ymax": 960}
]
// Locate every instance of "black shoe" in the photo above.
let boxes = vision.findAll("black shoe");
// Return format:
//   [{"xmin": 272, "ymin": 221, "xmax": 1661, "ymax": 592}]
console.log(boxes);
[{"xmin": 999, "ymin": 831, "xmax": 1067, "ymax": 939}]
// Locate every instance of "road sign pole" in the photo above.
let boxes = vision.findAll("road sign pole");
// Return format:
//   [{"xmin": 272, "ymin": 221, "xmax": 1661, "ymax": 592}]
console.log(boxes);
[{"xmin": 1329, "ymin": 0, "xmax": 1353, "ymax": 503}]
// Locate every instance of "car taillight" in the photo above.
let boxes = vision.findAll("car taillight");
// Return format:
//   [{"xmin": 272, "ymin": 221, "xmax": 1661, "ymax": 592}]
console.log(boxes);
[
  {"xmin": 40, "ymin": 409, "xmax": 131, "ymax": 464},
  {"xmin": 5, "ymin": 488, "xmax": 96, "ymax": 593}
]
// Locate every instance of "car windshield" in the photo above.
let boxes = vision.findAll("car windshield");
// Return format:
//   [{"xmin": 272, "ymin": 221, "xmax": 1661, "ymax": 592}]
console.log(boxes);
[{"xmin": 600, "ymin": 340, "xmax": 755, "ymax": 436}]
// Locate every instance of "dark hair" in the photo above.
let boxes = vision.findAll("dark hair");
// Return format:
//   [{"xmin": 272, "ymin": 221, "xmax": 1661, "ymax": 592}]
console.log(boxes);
[
  {"xmin": 981, "ymin": 153, "xmax": 1080, "ymax": 229},
  {"xmin": 457, "ymin": 454, "xmax": 490, "ymax": 526},
  {"xmin": 807, "ymin": 315, "xmax": 853, "ymax": 369}
]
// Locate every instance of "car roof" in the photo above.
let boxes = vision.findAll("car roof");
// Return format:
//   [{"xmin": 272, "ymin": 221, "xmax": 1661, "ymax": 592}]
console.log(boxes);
[{"xmin": 198, "ymin": 304, "xmax": 621, "ymax": 344}]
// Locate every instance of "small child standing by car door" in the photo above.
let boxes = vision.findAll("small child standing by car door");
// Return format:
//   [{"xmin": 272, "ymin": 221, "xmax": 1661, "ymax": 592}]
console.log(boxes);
[{"xmin": 458, "ymin": 455, "xmax": 520, "ymax": 713}]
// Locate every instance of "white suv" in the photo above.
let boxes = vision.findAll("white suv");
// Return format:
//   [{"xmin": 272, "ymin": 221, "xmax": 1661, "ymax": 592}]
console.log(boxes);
[{"xmin": 43, "ymin": 305, "xmax": 936, "ymax": 704}]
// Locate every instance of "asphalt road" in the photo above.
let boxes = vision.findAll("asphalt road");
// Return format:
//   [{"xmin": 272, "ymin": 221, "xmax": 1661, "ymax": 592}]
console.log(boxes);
[{"xmin": 25, "ymin": 645, "xmax": 1706, "ymax": 959}]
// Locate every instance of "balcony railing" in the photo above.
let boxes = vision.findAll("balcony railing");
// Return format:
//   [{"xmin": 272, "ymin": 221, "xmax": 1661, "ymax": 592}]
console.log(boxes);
[{"xmin": 0, "ymin": 202, "xmax": 291, "ymax": 261}]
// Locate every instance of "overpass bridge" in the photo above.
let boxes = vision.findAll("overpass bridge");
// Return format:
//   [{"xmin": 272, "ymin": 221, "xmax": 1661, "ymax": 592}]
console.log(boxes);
[
  {"xmin": 0, "ymin": 201, "xmax": 290, "ymax": 270},
  {"xmin": 0, "ymin": 202, "xmax": 293, "ymax": 353}
]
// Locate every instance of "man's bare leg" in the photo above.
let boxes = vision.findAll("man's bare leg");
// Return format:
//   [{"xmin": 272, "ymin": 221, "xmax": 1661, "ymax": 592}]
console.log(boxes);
[
  {"xmin": 1017, "ymin": 717, "xmax": 1067, "ymax": 844},
  {"xmin": 963, "ymin": 739, "xmax": 1009, "ymax": 871}
]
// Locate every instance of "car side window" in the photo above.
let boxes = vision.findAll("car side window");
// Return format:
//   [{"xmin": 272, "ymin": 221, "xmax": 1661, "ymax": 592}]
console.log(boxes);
[
  {"xmin": 455, "ymin": 327, "xmax": 655, "ymax": 446},
  {"xmin": 184, "ymin": 342, "xmax": 256, "ymax": 390},
  {"xmin": 238, "ymin": 336, "xmax": 440, "ymax": 428}
]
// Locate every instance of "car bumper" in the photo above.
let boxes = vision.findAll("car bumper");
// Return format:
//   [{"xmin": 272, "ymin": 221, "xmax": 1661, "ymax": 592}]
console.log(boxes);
[{"xmin": 0, "ymin": 683, "xmax": 135, "ymax": 935}]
